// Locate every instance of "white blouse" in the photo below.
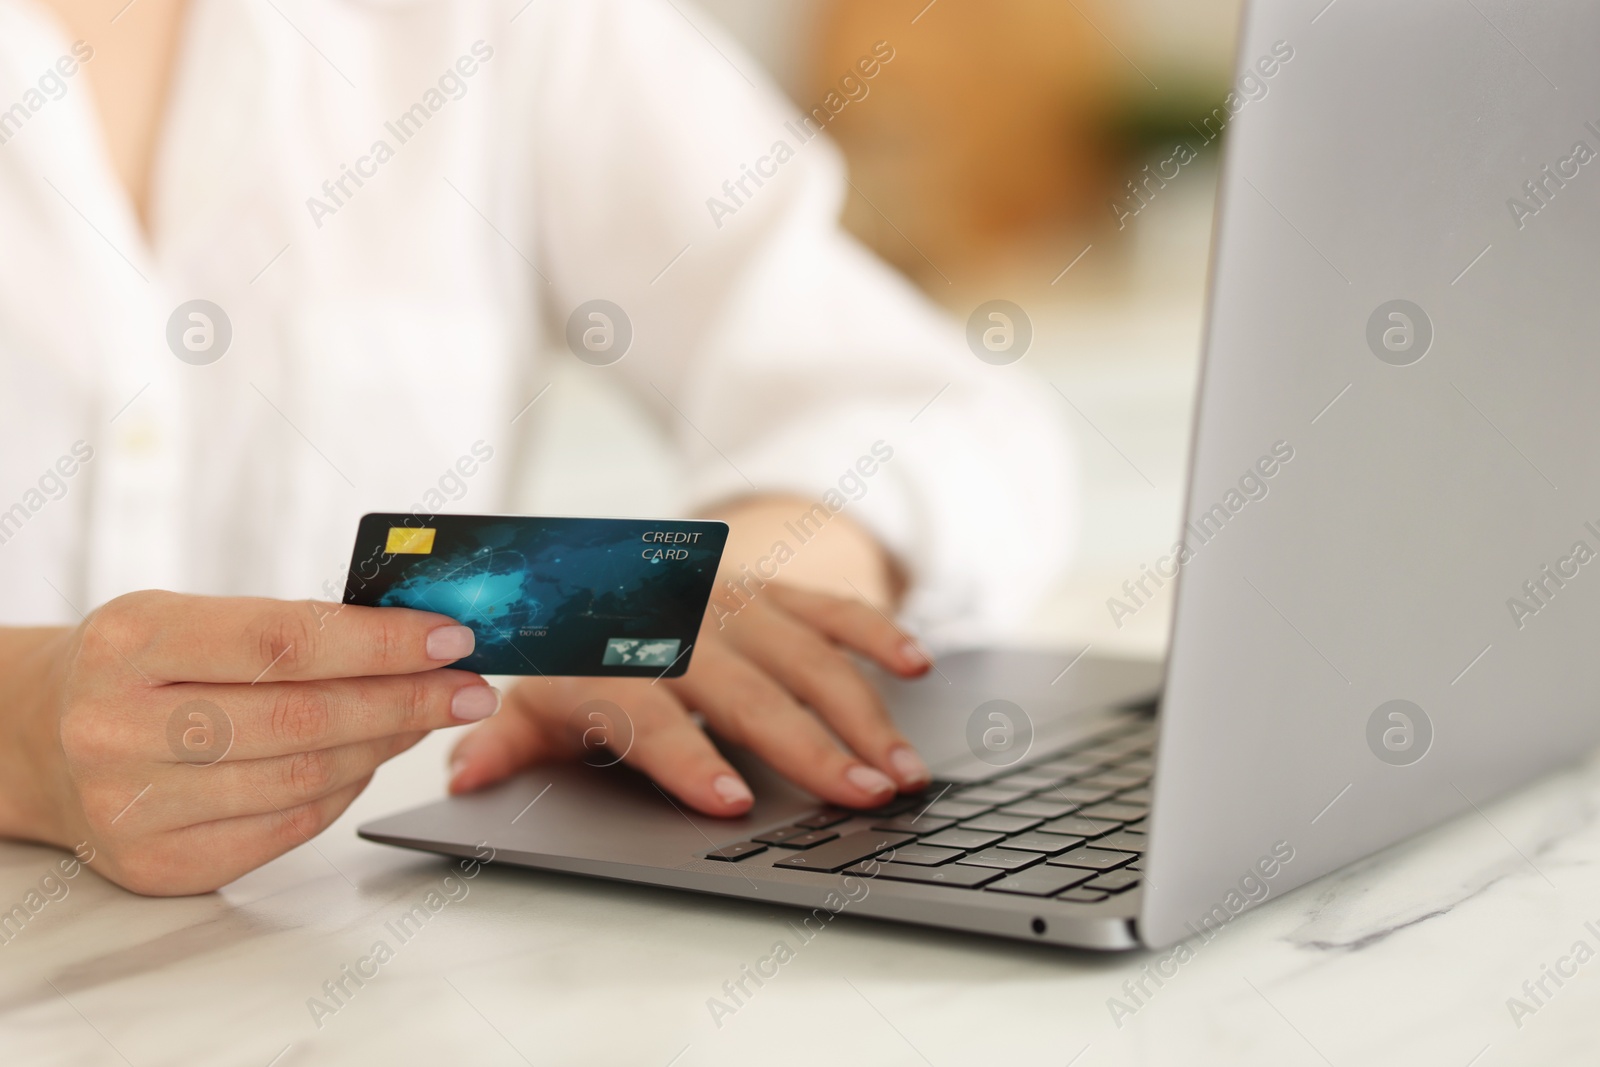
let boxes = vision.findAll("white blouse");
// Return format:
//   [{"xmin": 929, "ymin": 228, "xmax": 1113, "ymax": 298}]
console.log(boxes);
[{"xmin": 0, "ymin": 0, "xmax": 1074, "ymax": 646}]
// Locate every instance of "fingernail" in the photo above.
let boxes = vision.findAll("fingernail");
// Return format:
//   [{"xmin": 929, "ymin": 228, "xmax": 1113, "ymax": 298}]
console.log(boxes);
[
  {"xmin": 900, "ymin": 641, "xmax": 930, "ymax": 669},
  {"xmin": 888, "ymin": 745, "xmax": 930, "ymax": 787},
  {"xmin": 448, "ymin": 756, "xmax": 468, "ymax": 783},
  {"xmin": 451, "ymin": 685, "xmax": 500, "ymax": 722},
  {"xmin": 712, "ymin": 774, "xmax": 753, "ymax": 806},
  {"xmin": 428, "ymin": 625, "xmax": 476, "ymax": 661},
  {"xmin": 845, "ymin": 764, "xmax": 895, "ymax": 797}
]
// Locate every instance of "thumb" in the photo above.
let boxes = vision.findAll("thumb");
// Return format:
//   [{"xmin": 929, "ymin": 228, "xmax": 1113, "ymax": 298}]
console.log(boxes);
[{"xmin": 447, "ymin": 691, "xmax": 560, "ymax": 794}]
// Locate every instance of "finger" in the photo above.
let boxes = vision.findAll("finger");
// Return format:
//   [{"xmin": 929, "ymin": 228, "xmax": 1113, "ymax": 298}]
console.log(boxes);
[
  {"xmin": 211, "ymin": 776, "xmax": 373, "ymax": 887},
  {"xmin": 609, "ymin": 687, "xmax": 755, "ymax": 816},
  {"xmin": 451, "ymin": 681, "xmax": 756, "ymax": 817},
  {"xmin": 151, "ymin": 733, "xmax": 426, "ymax": 822},
  {"xmin": 447, "ymin": 689, "xmax": 561, "ymax": 794},
  {"xmin": 122, "ymin": 777, "xmax": 373, "ymax": 896},
  {"xmin": 763, "ymin": 585, "xmax": 931, "ymax": 676},
  {"xmin": 670, "ymin": 639, "xmax": 899, "ymax": 808},
  {"xmin": 722, "ymin": 601, "xmax": 930, "ymax": 790},
  {"xmin": 161, "ymin": 671, "xmax": 498, "ymax": 761},
  {"xmin": 88, "ymin": 591, "xmax": 480, "ymax": 684}
]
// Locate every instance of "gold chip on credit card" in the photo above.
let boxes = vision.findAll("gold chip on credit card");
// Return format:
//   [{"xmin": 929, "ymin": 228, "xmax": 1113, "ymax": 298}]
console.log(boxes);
[{"xmin": 385, "ymin": 527, "xmax": 436, "ymax": 554}]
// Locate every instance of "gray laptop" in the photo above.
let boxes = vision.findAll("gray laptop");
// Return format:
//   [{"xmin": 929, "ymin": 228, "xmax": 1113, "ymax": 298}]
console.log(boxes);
[{"xmin": 361, "ymin": 0, "xmax": 1600, "ymax": 950}]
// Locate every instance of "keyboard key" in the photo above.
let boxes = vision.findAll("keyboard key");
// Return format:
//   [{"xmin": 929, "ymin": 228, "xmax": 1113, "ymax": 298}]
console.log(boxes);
[
  {"xmin": 849, "ymin": 861, "xmax": 1003, "ymax": 888},
  {"xmin": 986, "ymin": 867, "xmax": 1097, "ymax": 897},
  {"xmin": 1092, "ymin": 830, "xmax": 1148, "ymax": 853},
  {"xmin": 1056, "ymin": 887, "xmax": 1111, "ymax": 903},
  {"xmin": 1047, "ymin": 847, "xmax": 1135, "ymax": 872},
  {"xmin": 959, "ymin": 813, "xmax": 1043, "ymax": 834},
  {"xmin": 1117, "ymin": 788, "xmax": 1152, "ymax": 804},
  {"xmin": 926, "ymin": 800, "xmax": 993, "ymax": 819},
  {"xmin": 957, "ymin": 847, "xmax": 1045, "ymax": 871},
  {"xmin": 858, "ymin": 795, "xmax": 923, "ymax": 818},
  {"xmin": 999, "ymin": 799, "xmax": 1079, "ymax": 819},
  {"xmin": 955, "ymin": 786, "xmax": 1033, "ymax": 804},
  {"xmin": 870, "ymin": 814, "xmax": 956, "ymax": 835},
  {"xmin": 1002, "ymin": 832, "xmax": 1086, "ymax": 854},
  {"xmin": 881, "ymin": 845, "xmax": 965, "ymax": 866},
  {"xmin": 998, "ymin": 773, "xmax": 1068, "ymax": 791},
  {"xmin": 752, "ymin": 825, "xmax": 813, "ymax": 846},
  {"xmin": 1084, "ymin": 870, "xmax": 1141, "ymax": 894},
  {"xmin": 1034, "ymin": 756, "xmax": 1108, "ymax": 776},
  {"xmin": 774, "ymin": 830, "xmax": 840, "ymax": 850},
  {"xmin": 794, "ymin": 809, "xmax": 852, "ymax": 830},
  {"xmin": 919, "ymin": 828, "xmax": 1006, "ymax": 851},
  {"xmin": 1040, "ymin": 815, "xmax": 1122, "ymax": 838},
  {"xmin": 1047, "ymin": 785, "xmax": 1119, "ymax": 805},
  {"xmin": 1081, "ymin": 777, "xmax": 1145, "ymax": 793},
  {"xmin": 1079, "ymin": 801, "xmax": 1148, "ymax": 822},
  {"xmin": 704, "ymin": 842, "xmax": 767, "ymax": 861},
  {"xmin": 772, "ymin": 831, "xmax": 915, "ymax": 873}
]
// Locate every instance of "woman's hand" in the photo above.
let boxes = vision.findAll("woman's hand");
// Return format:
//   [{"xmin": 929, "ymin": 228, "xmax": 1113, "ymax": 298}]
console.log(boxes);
[
  {"xmin": 447, "ymin": 582, "xmax": 935, "ymax": 814},
  {"xmin": 0, "ymin": 591, "xmax": 498, "ymax": 895},
  {"xmin": 449, "ymin": 495, "xmax": 935, "ymax": 814}
]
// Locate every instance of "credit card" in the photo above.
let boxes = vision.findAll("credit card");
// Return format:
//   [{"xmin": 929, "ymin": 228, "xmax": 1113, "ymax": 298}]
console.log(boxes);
[{"xmin": 342, "ymin": 514, "xmax": 728, "ymax": 677}]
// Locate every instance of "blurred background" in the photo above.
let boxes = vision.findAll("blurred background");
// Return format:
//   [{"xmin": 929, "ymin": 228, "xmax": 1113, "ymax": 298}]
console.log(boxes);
[{"xmin": 527, "ymin": 0, "xmax": 1247, "ymax": 659}]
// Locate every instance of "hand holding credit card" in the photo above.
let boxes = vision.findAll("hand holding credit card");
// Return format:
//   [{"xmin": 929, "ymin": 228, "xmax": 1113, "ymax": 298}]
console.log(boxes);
[{"xmin": 343, "ymin": 514, "xmax": 728, "ymax": 677}]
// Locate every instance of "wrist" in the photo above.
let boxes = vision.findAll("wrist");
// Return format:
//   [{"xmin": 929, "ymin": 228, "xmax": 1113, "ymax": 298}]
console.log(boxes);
[
  {"xmin": 702, "ymin": 494, "xmax": 904, "ymax": 609},
  {"xmin": 0, "ymin": 627, "xmax": 77, "ymax": 848}
]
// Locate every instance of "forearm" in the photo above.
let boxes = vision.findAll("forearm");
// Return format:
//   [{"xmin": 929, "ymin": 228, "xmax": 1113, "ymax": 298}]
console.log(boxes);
[{"xmin": 702, "ymin": 494, "xmax": 906, "ymax": 610}]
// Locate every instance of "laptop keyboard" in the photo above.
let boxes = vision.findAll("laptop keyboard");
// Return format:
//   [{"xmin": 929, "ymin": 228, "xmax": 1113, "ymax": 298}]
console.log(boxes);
[{"xmin": 704, "ymin": 718, "xmax": 1155, "ymax": 905}]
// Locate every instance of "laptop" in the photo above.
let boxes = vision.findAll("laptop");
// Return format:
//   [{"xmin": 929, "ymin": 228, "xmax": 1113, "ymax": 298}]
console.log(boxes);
[{"xmin": 360, "ymin": 0, "xmax": 1600, "ymax": 950}]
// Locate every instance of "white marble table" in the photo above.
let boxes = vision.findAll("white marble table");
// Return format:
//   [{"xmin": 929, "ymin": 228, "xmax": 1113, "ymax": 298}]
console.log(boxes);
[{"xmin": 3, "ymin": 708, "xmax": 1599, "ymax": 1067}]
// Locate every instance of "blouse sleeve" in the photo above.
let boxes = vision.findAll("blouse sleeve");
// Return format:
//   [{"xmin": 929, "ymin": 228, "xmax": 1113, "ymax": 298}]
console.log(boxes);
[{"xmin": 525, "ymin": 0, "xmax": 1076, "ymax": 643}]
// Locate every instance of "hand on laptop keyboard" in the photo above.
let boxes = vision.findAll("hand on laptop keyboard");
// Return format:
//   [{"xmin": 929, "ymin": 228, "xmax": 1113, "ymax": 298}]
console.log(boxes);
[
  {"xmin": 448, "ymin": 583, "xmax": 935, "ymax": 816},
  {"xmin": 708, "ymin": 720, "xmax": 1157, "ymax": 906}
]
